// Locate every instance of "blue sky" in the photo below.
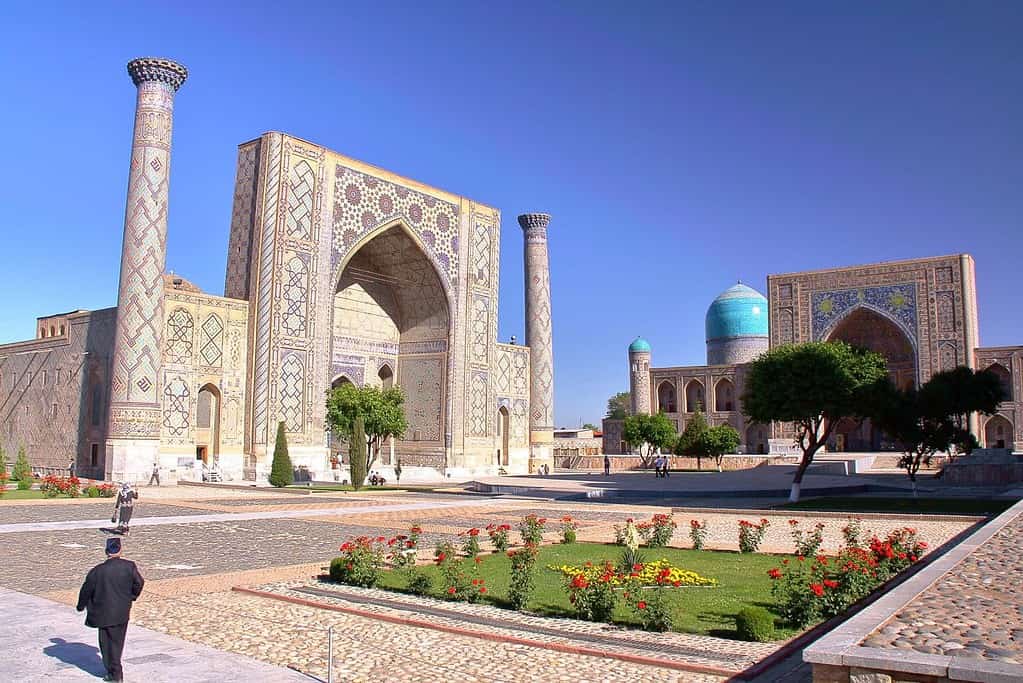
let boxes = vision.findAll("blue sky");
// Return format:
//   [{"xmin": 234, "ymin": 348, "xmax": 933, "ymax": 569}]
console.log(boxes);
[{"xmin": 1, "ymin": 2, "xmax": 1020, "ymax": 426}]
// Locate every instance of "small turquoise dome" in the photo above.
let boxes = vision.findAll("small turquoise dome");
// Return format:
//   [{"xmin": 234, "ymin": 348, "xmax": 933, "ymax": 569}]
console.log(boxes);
[
  {"xmin": 705, "ymin": 283, "xmax": 769, "ymax": 342},
  {"xmin": 629, "ymin": 337, "xmax": 651, "ymax": 353}
]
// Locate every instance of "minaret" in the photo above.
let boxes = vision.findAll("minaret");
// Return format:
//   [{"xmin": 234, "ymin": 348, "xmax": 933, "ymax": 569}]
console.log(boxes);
[
  {"xmin": 106, "ymin": 58, "xmax": 188, "ymax": 482},
  {"xmin": 518, "ymin": 213, "xmax": 555, "ymax": 473},
  {"xmin": 629, "ymin": 338, "xmax": 652, "ymax": 415}
]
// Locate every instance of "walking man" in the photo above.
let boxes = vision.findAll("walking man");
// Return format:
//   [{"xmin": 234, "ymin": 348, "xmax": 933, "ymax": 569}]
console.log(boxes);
[
  {"xmin": 147, "ymin": 463, "xmax": 160, "ymax": 487},
  {"xmin": 603, "ymin": 454, "xmax": 611, "ymax": 476},
  {"xmin": 76, "ymin": 537, "xmax": 145, "ymax": 682},
  {"xmin": 68, "ymin": 457, "xmax": 76, "ymax": 479},
  {"xmin": 113, "ymin": 483, "xmax": 138, "ymax": 535}
]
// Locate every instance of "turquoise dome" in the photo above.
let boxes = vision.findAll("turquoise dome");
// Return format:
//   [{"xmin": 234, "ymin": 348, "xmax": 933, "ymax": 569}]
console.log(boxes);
[
  {"xmin": 629, "ymin": 337, "xmax": 651, "ymax": 353},
  {"xmin": 705, "ymin": 283, "xmax": 769, "ymax": 341}
]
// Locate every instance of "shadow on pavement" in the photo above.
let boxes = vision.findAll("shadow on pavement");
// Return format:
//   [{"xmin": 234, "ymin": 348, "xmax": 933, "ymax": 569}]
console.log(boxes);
[{"xmin": 42, "ymin": 637, "xmax": 106, "ymax": 677}]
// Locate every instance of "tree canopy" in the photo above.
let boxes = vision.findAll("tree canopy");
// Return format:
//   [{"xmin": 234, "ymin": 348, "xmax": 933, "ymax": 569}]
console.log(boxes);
[
  {"xmin": 674, "ymin": 409, "xmax": 709, "ymax": 469},
  {"xmin": 699, "ymin": 424, "xmax": 741, "ymax": 472},
  {"xmin": 916, "ymin": 366, "xmax": 1005, "ymax": 458},
  {"xmin": 622, "ymin": 412, "xmax": 677, "ymax": 464},
  {"xmin": 742, "ymin": 341, "xmax": 888, "ymax": 501},
  {"xmin": 326, "ymin": 384, "xmax": 408, "ymax": 472},
  {"xmin": 606, "ymin": 392, "xmax": 631, "ymax": 420}
]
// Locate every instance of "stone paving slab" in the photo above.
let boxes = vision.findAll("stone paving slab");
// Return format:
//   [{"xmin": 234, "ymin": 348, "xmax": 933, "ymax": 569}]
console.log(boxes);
[
  {"xmin": 269, "ymin": 580, "xmax": 777, "ymax": 672},
  {"xmin": 0, "ymin": 502, "xmax": 213, "ymax": 524},
  {"xmin": 0, "ymin": 587, "xmax": 308, "ymax": 682}
]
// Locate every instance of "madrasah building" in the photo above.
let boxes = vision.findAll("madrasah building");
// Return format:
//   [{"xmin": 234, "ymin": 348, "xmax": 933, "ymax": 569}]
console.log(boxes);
[
  {"xmin": 603, "ymin": 257, "xmax": 1022, "ymax": 457},
  {"xmin": 0, "ymin": 58, "xmax": 558, "ymax": 484}
]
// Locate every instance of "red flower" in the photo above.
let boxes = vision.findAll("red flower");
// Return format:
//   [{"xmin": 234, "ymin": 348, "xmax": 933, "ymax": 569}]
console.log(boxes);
[
  {"xmin": 810, "ymin": 583, "xmax": 824, "ymax": 596},
  {"xmin": 637, "ymin": 601, "xmax": 647, "ymax": 610},
  {"xmin": 538, "ymin": 518, "xmax": 547, "ymax": 525},
  {"xmin": 376, "ymin": 536, "xmax": 386, "ymax": 543},
  {"xmin": 562, "ymin": 516, "xmax": 573, "ymax": 522},
  {"xmin": 768, "ymin": 568, "xmax": 782, "ymax": 579},
  {"xmin": 918, "ymin": 541, "xmax": 928, "ymax": 549},
  {"xmin": 626, "ymin": 518, "xmax": 633, "ymax": 523},
  {"xmin": 823, "ymin": 579, "xmax": 839, "ymax": 589},
  {"xmin": 447, "ymin": 587, "xmax": 456, "ymax": 595},
  {"xmin": 474, "ymin": 557, "xmax": 482, "ymax": 564},
  {"xmin": 788, "ymin": 519, "xmax": 799, "ymax": 526},
  {"xmin": 909, "ymin": 555, "xmax": 917, "ymax": 562},
  {"xmin": 633, "ymin": 563, "xmax": 644, "ymax": 571},
  {"xmin": 479, "ymin": 587, "xmax": 487, "ymax": 594},
  {"xmin": 672, "ymin": 580, "xmax": 681, "ymax": 587},
  {"xmin": 571, "ymin": 574, "xmax": 589, "ymax": 589},
  {"xmin": 472, "ymin": 579, "xmax": 479, "ymax": 585},
  {"xmin": 436, "ymin": 552, "xmax": 446, "ymax": 563},
  {"xmin": 468, "ymin": 528, "xmax": 480, "ymax": 537}
]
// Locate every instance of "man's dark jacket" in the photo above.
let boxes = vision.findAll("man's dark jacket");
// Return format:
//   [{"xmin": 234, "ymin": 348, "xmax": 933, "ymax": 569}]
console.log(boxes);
[{"xmin": 76, "ymin": 557, "xmax": 145, "ymax": 627}]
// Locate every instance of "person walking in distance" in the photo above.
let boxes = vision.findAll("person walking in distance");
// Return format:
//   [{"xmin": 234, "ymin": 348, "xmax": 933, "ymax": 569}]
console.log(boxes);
[
  {"xmin": 148, "ymin": 463, "xmax": 160, "ymax": 487},
  {"xmin": 76, "ymin": 537, "xmax": 145, "ymax": 682},
  {"xmin": 603, "ymin": 454, "xmax": 611, "ymax": 476},
  {"xmin": 112, "ymin": 483, "xmax": 138, "ymax": 535},
  {"xmin": 68, "ymin": 457, "xmax": 76, "ymax": 479}
]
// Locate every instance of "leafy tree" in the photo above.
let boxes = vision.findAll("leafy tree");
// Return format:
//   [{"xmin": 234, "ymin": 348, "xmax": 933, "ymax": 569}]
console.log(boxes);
[
  {"xmin": 743, "ymin": 342, "xmax": 888, "ymax": 502},
  {"xmin": 11, "ymin": 445, "xmax": 32, "ymax": 482},
  {"xmin": 606, "ymin": 392, "xmax": 631, "ymax": 420},
  {"xmin": 0, "ymin": 443, "xmax": 7, "ymax": 476},
  {"xmin": 699, "ymin": 424, "xmax": 741, "ymax": 472},
  {"xmin": 326, "ymin": 384, "xmax": 408, "ymax": 473},
  {"xmin": 582, "ymin": 423, "xmax": 599, "ymax": 431},
  {"xmin": 622, "ymin": 413, "xmax": 677, "ymax": 466},
  {"xmin": 916, "ymin": 366, "xmax": 1005, "ymax": 461},
  {"xmin": 268, "ymin": 421, "xmax": 294, "ymax": 488},
  {"xmin": 874, "ymin": 367, "xmax": 1006, "ymax": 494},
  {"xmin": 350, "ymin": 416, "xmax": 368, "ymax": 490},
  {"xmin": 674, "ymin": 409, "xmax": 709, "ymax": 470}
]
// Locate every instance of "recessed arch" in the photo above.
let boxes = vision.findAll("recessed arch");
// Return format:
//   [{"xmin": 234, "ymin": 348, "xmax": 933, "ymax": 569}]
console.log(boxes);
[
  {"xmin": 827, "ymin": 306, "xmax": 917, "ymax": 390},
  {"xmin": 657, "ymin": 380, "xmax": 677, "ymax": 413},
  {"xmin": 985, "ymin": 363, "xmax": 1012, "ymax": 401},
  {"xmin": 714, "ymin": 378, "xmax": 735, "ymax": 412},
  {"xmin": 331, "ymin": 374, "xmax": 355, "ymax": 389},
  {"xmin": 984, "ymin": 415, "xmax": 1013, "ymax": 449},
  {"xmin": 378, "ymin": 363, "xmax": 394, "ymax": 390},
  {"xmin": 745, "ymin": 423, "xmax": 768, "ymax": 455},
  {"xmin": 497, "ymin": 405, "xmax": 510, "ymax": 466},
  {"xmin": 195, "ymin": 382, "xmax": 221, "ymax": 457},
  {"xmin": 685, "ymin": 379, "xmax": 705, "ymax": 413}
]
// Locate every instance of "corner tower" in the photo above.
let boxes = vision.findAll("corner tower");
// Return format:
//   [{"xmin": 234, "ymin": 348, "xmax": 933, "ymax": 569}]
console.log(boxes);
[
  {"xmin": 628, "ymin": 337, "xmax": 652, "ymax": 414},
  {"xmin": 106, "ymin": 58, "xmax": 188, "ymax": 481},
  {"xmin": 519, "ymin": 213, "xmax": 555, "ymax": 472},
  {"xmin": 706, "ymin": 283, "xmax": 769, "ymax": 365}
]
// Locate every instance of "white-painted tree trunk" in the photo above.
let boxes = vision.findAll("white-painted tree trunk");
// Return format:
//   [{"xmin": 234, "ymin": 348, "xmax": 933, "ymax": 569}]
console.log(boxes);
[{"xmin": 789, "ymin": 482, "xmax": 801, "ymax": 503}]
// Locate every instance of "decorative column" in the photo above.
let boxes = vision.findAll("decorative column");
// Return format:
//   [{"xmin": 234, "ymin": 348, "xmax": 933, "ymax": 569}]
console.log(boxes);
[
  {"xmin": 518, "ymin": 213, "xmax": 555, "ymax": 473},
  {"xmin": 106, "ymin": 58, "xmax": 188, "ymax": 483}
]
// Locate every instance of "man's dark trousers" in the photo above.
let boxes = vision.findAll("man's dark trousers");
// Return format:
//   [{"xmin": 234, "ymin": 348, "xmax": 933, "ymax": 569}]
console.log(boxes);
[{"xmin": 99, "ymin": 623, "xmax": 128, "ymax": 680}]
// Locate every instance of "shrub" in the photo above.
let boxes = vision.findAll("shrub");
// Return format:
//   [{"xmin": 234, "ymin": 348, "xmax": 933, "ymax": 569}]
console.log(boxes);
[
  {"xmin": 735, "ymin": 606, "xmax": 775, "ymax": 642},
  {"xmin": 460, "ymin": 528, "xmax": 482, "ymax": 559},
  {"xmin": 623, "ymin": 581, "xmax": 675, "ymax": 632},
  {"xmin": 738, "ymin": 518, "xmax": 770, "ymax": 553},
  {"xmin": 11, "ymin": 446, "xmax": 31, "ymax": 482},
  {"xmin": 0, "ymin": 471, "xmax": 8, "ymax": 498},
  {"xmin": 331, "ymin": 535, "xmax": 386, "ymax": 587},
  {"xmin": 486, "ymin": 523, "xmax": 511, "ymax": 552},
  {"xmin": 86, "ymin": 485, "xmax": 100, "ymax": 498},
  {"xmin": 789, "ymin": 519, "xmax": 826, "ymax": 556},
  {"xmin": 348, "ymin": 416, "xmax": 367, "ymax": 491},
  {"xmin": 434, "ymin": 541, "xmax": 485, "ymax": 603},
  {"xmin": 613, "ymin": 518, "xmax": 640, "ymax": 549},
  {"xmin": 689, "ymin": 519, "xmax": 708, "ymax": 550},
  {"xmin": 841, "ymin": 518, "xmax": 864, "ymax": 548},
  {"xmin": 507, "ymin": 542, "xmax": 539, "ymax": 610},
  {"xmin": 561, "ymin": 516, "xmax": 577, "ymax": 544},
  {"xmin": 0, "ymin": 444, "xmax": 7, "ymax": 476},
  {"xmin": 388, "ymin": 525, "xmax": 429, "ymax": 595},
  {"xmin": 617, "ymin": 546, "xmax": 647, "ymax": 573},
  {"xmin": 98, "ymin": 482, "xmax": 117, "ymax": 498},
  {"xmin": 268, "ymin": 421, "xmax": 294, "ymax": 488},
  {"xmin": 39, "ymin": 475, "xmax": 80, "ymax": 498},
  {"xmin": 564, "ymin": 559, "xmax": 618, "ymax": 623},
  {"xmin": 869, "ymin": 527, "xmax": 927, "ymax": 578},
  {"xmin": 638, "ymin": 513, "xmax": 676, "ymax": 548},
  {"xmin": 16, "ymin": 477, "xmax": 33, "ymax": 491},
  {"xmin": 518, "ymin": 514, "xmax": 546, "ymax": 545}
]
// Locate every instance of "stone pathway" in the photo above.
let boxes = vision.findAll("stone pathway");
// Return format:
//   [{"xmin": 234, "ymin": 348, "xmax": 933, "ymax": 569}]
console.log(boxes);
[
  {"xmin": 0, "ymin": 587, "xmax": 308, "ymax": 682},
  {"xmin": 862, "ymin": 507, "xmax": 1023, "ymax": 662}
]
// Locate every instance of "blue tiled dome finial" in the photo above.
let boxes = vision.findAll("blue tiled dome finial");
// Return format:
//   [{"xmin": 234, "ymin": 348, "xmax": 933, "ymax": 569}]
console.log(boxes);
[
  {"xmin": 629, "ymin": 337, "xmax": 651, "ymax": 353},
  {"xmin": 705, "ymin": 284, "xmax": 768, "ymax": 342}
]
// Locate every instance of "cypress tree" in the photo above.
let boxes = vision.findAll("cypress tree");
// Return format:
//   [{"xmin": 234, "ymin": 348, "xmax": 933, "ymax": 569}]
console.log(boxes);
[
  {"xmin": 268, "ymin": 421, "xmax": 294, "ymax": 487},
  {"xmin": 350, "ymin": 416, "xmax": 367, "ymax": 490},
  {"xmin": 11, "ymin": 446, "xmax": 32, "ymax": 482}
]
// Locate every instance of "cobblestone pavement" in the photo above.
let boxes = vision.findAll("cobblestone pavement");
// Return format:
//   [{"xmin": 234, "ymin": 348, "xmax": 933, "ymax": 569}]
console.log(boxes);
[
  {"xmin": 0, "ymin": 501, "xmax": 212, "ymax": 524},
  {"xmin": 862, "ymin": 508, "xmax": 1023, "ymax": 662}
]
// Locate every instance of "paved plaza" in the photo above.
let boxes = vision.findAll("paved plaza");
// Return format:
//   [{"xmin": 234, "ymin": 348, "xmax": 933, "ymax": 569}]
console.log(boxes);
[{"xmin": 0, "ymin": 477, "xmax": 1013, "ymax": 682}]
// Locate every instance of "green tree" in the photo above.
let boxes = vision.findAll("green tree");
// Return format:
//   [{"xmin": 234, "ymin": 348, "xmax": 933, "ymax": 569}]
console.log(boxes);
[
  {"xmin": 742, "ymin": 342, "xmax": 887, "ymax": 502},
  {"xmin": 699, "ymin": 424, "xmax": 741, "ymax": 472},
  {"xmin": 11, "ymin": 446, "xmax": 32, "ymax": 482},
  {"xmin": 582, "ymin": 423, "xmax": 599, "ymax": 431},
  {"xmin": 350, "ymin": 416, "xmax": 368, "ymax": 490},
  {"xmin": 326, "ymin": 384, "xmax": 408, "ymax": 473},
  {"xmin": 916, "ymin": 366, "xmax": 1005, "ymax": 461},
  {"xmin": 0, "ymin": 443, "xmax": 7, "ymax": 477},
  {"xmin": 268, "ymin": 421, "xmax": 294, "ymax": 488},
  {"xmin": 874, "ymin": 366, "xmax": 1006, "ymax": 494},
  {"xmin": 622, "ymin": 413, "xmax": 677, "ymax": 466},
  {"xmin": 606, "ymin": 392, "xmax": 631, "ymax": 420},
  {"xmin": 674, "ymin": 409, "xmax": 709, "ymax": 469}
]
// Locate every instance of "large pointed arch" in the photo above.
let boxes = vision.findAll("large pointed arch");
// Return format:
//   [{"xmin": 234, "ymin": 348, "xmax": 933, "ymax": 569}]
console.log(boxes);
[{"xmin": 826, "ymin": 305, "xmax": 917, "ymax": 389}]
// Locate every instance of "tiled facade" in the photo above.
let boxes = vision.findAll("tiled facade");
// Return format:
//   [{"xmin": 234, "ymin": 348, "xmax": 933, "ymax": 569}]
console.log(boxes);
[
  {"xmin": 0, "ymin": 61, "xmax": 547, "ymax": 482},
  {"xmin": 609, "ymin": 255, "xmax": 1021, "ymax": 454}
]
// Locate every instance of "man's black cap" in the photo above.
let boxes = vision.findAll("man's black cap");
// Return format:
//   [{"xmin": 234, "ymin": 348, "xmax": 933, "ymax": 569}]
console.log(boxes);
[{"xmin": 105, "ymin": 537, "xmax": 122, "ymax": 555}]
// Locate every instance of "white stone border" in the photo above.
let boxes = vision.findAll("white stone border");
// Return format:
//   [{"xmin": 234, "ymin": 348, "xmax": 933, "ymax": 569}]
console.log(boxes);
[{"xmin": 803, "ymin": 498, "xmax": 1023, "ymax": 683}]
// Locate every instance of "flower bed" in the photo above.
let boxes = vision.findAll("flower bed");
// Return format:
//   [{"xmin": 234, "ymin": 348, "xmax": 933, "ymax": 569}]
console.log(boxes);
[{"xmin": 548, "ymin": 558, "xmax": 718, "ymax": 588}]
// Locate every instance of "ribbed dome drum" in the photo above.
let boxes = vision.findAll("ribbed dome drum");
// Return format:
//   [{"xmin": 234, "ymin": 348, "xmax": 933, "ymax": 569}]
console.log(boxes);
[{"xmin": 705, "ymin": 283, "xmax": 769, "ymax": 365}]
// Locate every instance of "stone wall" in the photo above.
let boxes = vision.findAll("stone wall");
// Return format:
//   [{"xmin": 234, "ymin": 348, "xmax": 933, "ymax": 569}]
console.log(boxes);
[{"xmin": 555, "ymin": 453, "xmax": 797, "ymax": 471}]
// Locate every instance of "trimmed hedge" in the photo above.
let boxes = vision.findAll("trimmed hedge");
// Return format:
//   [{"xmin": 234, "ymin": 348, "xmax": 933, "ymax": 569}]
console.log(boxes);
[{"xmin": 735, "ymin": 606, "xmax": 775, "ymax": 642}]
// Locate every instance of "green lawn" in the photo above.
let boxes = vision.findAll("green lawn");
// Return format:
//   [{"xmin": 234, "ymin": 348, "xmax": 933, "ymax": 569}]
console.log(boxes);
[
  {"xmin": 0, "ymin": 489, "xmax": 112, "ymax": 501},
  {"xmin": 779, "ymin": 496, "xmax": 1013, "ymax": 515},
  {"xmin": 373, "ymin": 542, "xmax": 796, "ymax": 639},
  {"xmin": 286, "ymin": 484, "xmax": 409, "ymax": 493}
]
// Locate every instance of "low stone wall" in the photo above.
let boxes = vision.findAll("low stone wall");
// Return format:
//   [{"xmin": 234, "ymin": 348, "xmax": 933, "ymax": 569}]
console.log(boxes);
[
  {"xmin": 553, "ymin": 453, "xmax": 799, "ymax": 471},
  {"xmin": 943, "ymin": 461, "xmax": 1023, "ymax": 485}
]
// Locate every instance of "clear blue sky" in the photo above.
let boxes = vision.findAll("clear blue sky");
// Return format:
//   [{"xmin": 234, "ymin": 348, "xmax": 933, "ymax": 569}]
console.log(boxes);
[{"xmin": 1, "ymin": 2, "xmax": 1020, "ymax": 427}]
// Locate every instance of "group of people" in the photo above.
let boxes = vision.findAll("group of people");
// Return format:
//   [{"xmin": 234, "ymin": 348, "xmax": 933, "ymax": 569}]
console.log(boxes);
[
  {"xmin": 535, "ymin": 463, "xmax": 551, "ymax": 476},
  {"xmin": 653, "ymin": 454, "xmax": 672, "ymax": 478},
  {"xmin": 368, "ymin": 471, "xmax": 387, "ymax": 486}
]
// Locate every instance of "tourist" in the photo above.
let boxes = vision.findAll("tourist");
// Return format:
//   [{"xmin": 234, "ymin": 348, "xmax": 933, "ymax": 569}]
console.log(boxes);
[
  {"xmin": 603, "ymin": 455, "xmax": 611, "ymax": 476},
  {"xmin": 148, "ymin": 463, "xmax": 160, "ymax": 487},
  {"xmin": 76, "ymin": 537, "xmax": 145, "ymax": 682},
  {"xmin": 68, "ymin": 458, "xmax": 76, "ymax": 479},
  {"xmin": 112, "ymin": 484, "xmax": 138, "ymax": 535},
  {"xmin": 653, "ymin": 455, "xmax": 663, "ymax": 478}
]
